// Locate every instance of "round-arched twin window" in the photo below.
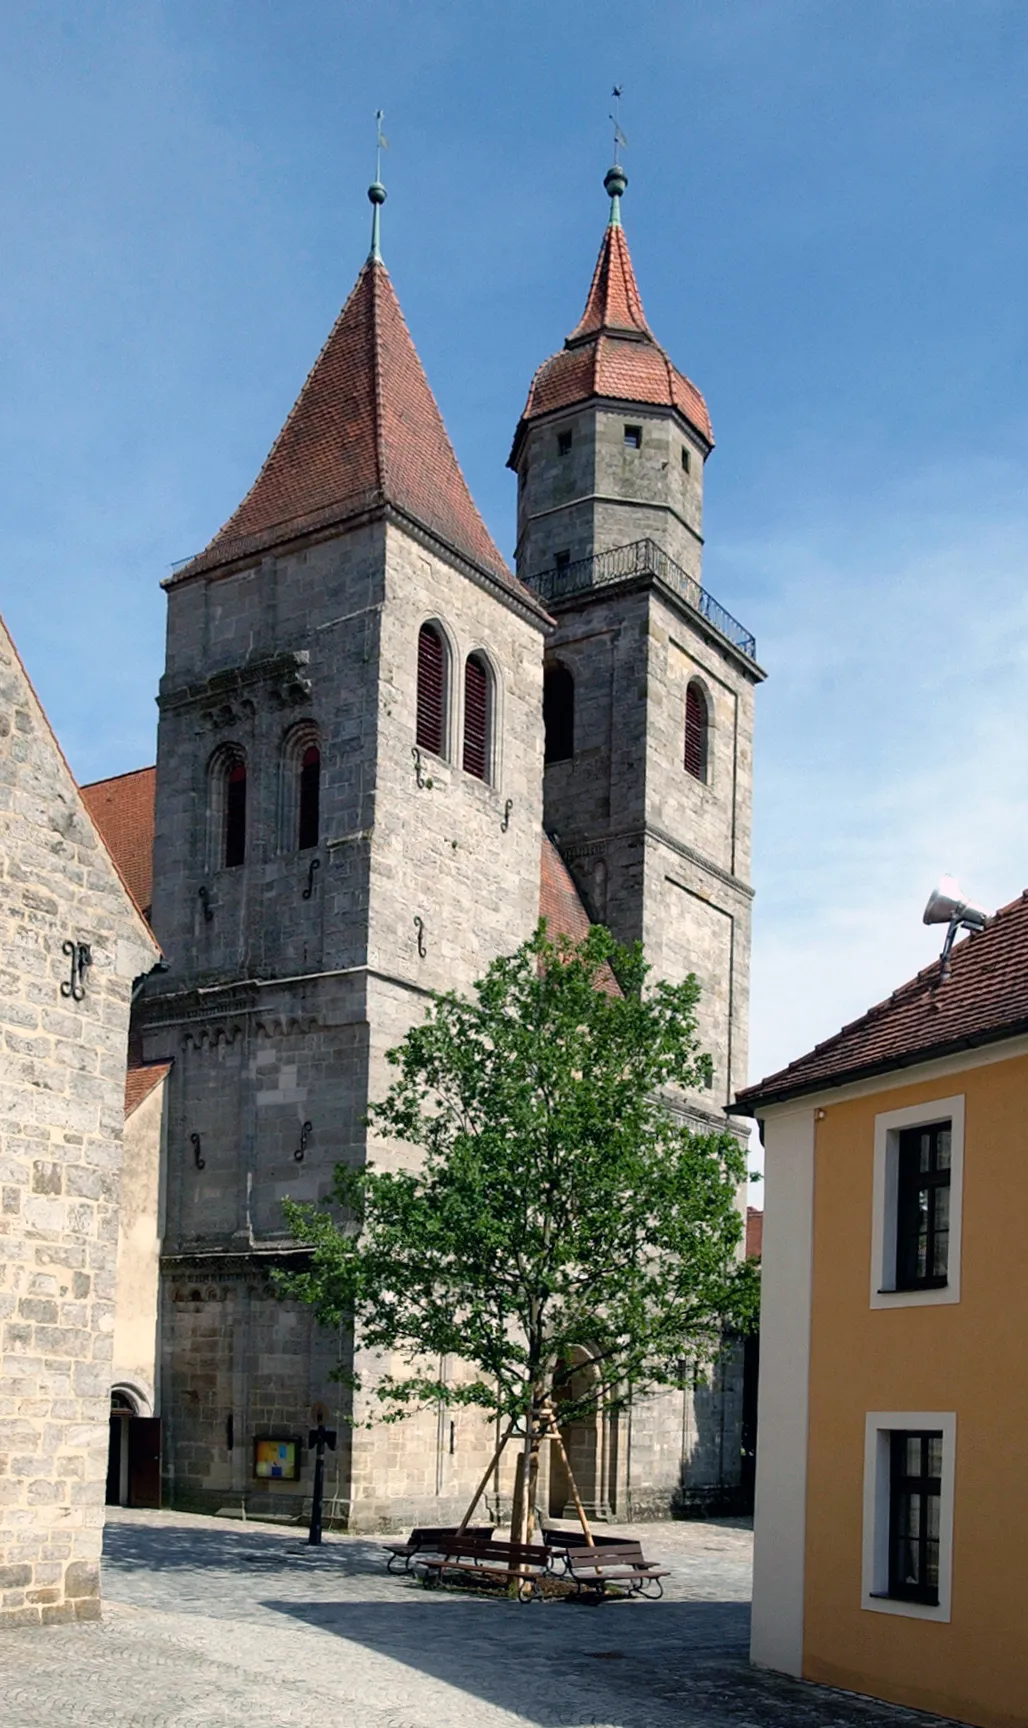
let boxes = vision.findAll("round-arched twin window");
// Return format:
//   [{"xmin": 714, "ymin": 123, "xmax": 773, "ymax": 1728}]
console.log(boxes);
[{"xmin": 685, "ymin": 681, "xmax": 710, "ymax": 783}]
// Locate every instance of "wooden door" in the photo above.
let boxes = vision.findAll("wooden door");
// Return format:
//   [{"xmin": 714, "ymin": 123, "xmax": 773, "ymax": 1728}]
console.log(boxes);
[{"xmin": 127, "ymin": 1417, "xmax": 161, "ymax": 1508}]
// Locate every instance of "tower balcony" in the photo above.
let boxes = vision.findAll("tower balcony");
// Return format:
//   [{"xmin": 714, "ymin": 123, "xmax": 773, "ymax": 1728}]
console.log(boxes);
[{"xmin": 529, "ymin": 537, "xmax": 757, "ymax": 663}]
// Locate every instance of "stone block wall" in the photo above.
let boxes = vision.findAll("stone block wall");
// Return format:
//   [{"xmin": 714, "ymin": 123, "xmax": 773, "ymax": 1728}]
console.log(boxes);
[
  {"xmin": 514, "ymin": 404, "xmax": 707, "ymax": 581},
  {"xmin": 0, "ymin": 618, "xmax": 156, "ymax": 1625}
]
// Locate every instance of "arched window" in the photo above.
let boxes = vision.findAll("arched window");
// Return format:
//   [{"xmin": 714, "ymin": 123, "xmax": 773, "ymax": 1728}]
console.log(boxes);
[
  {"xmin": 463, "ymin": 654, "xmax": 491, "ymax": 781},
  {"xmin": 224, "ymin": 760, "xmax": 247, "ymax": 866},
  {"xmin": 298, "ymin": 744, "xmax": 320, "ymax": 850},
  {"xmin": 543, "ymin": 665, "xmax": 575, "ymax": 764},
  {"xmin": 416, "ymin": 623, "xmax": 447, "ymax": 757},
  {"xmin": 684, "ymin": 681, "xmax": 710, "ymax": 783}
]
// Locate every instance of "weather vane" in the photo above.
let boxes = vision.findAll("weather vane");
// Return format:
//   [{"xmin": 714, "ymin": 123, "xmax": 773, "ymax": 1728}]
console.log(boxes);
[
  {"xmin": 368, "ymin": 109, "xmax": 389, "ymax": 263},
  {"xmin": 609, "ymin": 85, "xmax": 628, "ymax": 165}
]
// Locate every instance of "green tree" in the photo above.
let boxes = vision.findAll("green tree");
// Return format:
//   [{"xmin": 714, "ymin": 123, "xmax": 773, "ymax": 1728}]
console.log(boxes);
[{"xmin": 278, "ymin": 923, "xmax": 757, "ymax": 1539}]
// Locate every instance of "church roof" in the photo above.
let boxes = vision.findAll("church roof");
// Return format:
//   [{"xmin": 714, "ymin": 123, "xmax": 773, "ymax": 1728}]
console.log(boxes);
[
  {"xmin": 81, "ymin": 765, "xmax": 156, "ymax": 920},
  {"xmin": 173, "ymin": 254, "xmax": 544, "ymax": 616},
  {"xmin": 736, "ymin": 889, "xmax": 1028, "ymax": 1112},
  {"xmin": 539, "ymin": 836, "xmax": 620, "ymax": 996},
  {"xmin": 511, "ymin": 198, "xmax": 713, "ymax": 456}
]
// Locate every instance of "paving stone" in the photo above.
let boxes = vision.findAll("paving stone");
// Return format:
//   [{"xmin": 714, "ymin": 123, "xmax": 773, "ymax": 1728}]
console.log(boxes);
[{"xmin": 0, "ymin": 1508, "xmax": 953, "ymax": 1727}]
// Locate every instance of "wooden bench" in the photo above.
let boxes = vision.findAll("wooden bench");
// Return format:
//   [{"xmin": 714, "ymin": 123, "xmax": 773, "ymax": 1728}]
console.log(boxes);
[
  {"xmin": 416, "ymin": 1537, "xmax": 552, "ymax": 1601},
  {"xmin": 382, "ymin": 1525, "xmax": 494, "ymax": 1574},
  {"xmin": 563, "ymin": 1541, "xmax": 669, "ymax": 1600}
]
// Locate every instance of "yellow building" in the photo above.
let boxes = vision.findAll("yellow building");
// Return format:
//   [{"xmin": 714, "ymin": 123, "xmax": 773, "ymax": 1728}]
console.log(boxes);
[{"xmin": 738, "ymin": 893, "xmax": 1028, "ymax": 1728}]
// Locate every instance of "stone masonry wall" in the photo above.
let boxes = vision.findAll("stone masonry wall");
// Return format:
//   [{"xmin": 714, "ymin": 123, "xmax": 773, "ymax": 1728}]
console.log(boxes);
[{"xmin": 0, "ymin": 618, "xmax": 156, "ymax": 1625}]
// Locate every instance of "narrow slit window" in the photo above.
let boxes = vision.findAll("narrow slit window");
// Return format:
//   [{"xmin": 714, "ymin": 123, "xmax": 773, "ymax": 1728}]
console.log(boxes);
[
  {"xmin": 685, "ymin": 682, "xmax": 709, "ymax": 782},
  {"xmin": 224, "ymin": 761, "xmax": 247, "ymax": 868},
  {"xmin": 416, "ymin": 623, "xmax": 446, "ymax": 757},
  {"xmin": 681, "ymin": 446, "xmax": 691, "ymax": 473},
  {"xmin": 298, "ymin": 744, "xmax": 320, "ymax": 850},
  {"xmin": 543, "ymin": 666, "xmax": 574, "ymax": 763},
  {"xmin": 554, "ymin": 549, "xmax": 571, "ymax": 574},
  {"xmin": 463, "ymin": 654, "xmax": 490, "ymax": 781},
  {"xmin": 624, "ymin": 424, "xmax": 642, "ymax": 449},
  {"xmin": 557, "ymin": 429, "xmax": 573, "ymax": 457}
]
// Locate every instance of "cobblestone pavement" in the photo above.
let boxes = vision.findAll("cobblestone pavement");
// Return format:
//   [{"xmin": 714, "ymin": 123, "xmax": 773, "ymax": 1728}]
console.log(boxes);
[{"xmin": 0, "ymin": 1508, "xmax": 952, "ymax": 1727}]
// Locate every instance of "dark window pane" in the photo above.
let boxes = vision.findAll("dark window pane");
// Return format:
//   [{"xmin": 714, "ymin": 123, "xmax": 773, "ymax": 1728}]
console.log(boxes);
[
  {"xmin": 298, "ymin": 744, "xmax": 320, "ymax": 850},
  {"xmin": 896, "ymin": 1121, "xmax": 951, "ymax": 1288},
  {"xmin": 557, "ymin": 429, "xmax": 572, "ymax": 456},
  {"xmin": 889, "ymin": 1429, "xmax": 943, "ymax": 1605},
  {"xmin": 555, "ymin": 549, "xmax": 571, "ymax": 574},
  {"xmin": 544, "ymin": 666, "xmax": 574, "ymax": 764},
  {"xmin": 225, "ymin": 761, "xmax": 246, "ymax": 868},
  {"xmin": 463, "ymin": 655, "xmax": 489, "ymax": 781},
  {"xmin": 624, "ymin": 424, "xmax": 642, "ymax": 448},
  {"xmin": 685, "ymin": 682, "xmax": 709, "ymax": 781},
  {"xmin": 417, "ymin": 625, "xmax": 446, "ymax": 756}
]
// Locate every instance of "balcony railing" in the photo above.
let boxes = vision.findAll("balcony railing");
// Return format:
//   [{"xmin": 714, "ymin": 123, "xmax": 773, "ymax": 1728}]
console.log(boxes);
[{"xmin": 529, "ymin": 538, "xmax": 757, "ymax": 661}]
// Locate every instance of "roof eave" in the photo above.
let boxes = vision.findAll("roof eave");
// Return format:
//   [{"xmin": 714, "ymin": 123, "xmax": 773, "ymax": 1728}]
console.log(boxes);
[
  {"xmin": 507, "ymin": 392, "xmax": 714, "ymax": 472},
  {"xmin": 734, "ymin": 1016, "xmax": 1028, "ymax": 1115}
]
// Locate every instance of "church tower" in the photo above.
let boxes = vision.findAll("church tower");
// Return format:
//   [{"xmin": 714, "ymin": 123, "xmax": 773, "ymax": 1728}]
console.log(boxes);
[
  {"xmin": 141, "ymin": 182, "xmax": 548, "ymax": 1525},
  {"xmin": 509, "ymin": 166, "xmax": 764, "ymax": 1129}
]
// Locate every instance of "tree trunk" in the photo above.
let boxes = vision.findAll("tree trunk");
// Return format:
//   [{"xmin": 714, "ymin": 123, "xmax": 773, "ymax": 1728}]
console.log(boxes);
[{"xmin": 509, "ymin": 1450, "xmax": 526, "ymax": 1545}]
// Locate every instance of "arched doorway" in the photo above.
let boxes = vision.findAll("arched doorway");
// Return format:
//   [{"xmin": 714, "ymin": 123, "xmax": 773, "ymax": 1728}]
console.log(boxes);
[
  {"xmin": 105, "ymin": 1389, "xmax": 161, "ymax": 1509},
  {"xmin": 549, "ymin": 1348, "xmax": 603, "ymax": 1520}
]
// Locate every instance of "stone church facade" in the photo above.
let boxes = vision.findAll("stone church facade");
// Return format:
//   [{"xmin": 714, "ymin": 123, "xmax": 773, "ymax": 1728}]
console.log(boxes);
[{"xmin": 88, "ymin": 166, "xmax": 763, "ymax": 1529}]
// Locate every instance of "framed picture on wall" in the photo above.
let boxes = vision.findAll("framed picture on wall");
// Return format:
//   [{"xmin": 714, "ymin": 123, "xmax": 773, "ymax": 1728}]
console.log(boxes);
[{"xmin": 253, "ymin": 1437, "xmax": 300, "ymax": 1481}]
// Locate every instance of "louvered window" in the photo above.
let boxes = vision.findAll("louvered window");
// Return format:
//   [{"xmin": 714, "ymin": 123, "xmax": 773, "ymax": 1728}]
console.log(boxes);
[
  {"xmin": 416, "ymin": 624, "xmax": 446, "ymax": 756},
  {"xmin": 544, "ymin": 666, "xmax": 574, "ymax": 763},
  {"xmin": 298, "ymin": 744, "xmax": 320, "ymax": 850},
  {"xmin": 463, "ymin": 654, "xmax": 490, "ymax": 781},
  {"xmin": 684, "ymin": 681, "xmax": 709, "ymax": 783},
  {"xmin": 224, "ymin": 760, "xmax": 247, "ymax": 868}
]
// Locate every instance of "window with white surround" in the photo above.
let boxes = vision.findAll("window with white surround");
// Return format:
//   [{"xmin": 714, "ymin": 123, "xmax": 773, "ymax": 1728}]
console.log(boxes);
[
  {"xmin": 862, "ymin": 1412, "xmax": 956, "ymax": 1622},
  {"xmin": 870, "ymin": 1095, "xmax": 964, "ymax": 1308}
]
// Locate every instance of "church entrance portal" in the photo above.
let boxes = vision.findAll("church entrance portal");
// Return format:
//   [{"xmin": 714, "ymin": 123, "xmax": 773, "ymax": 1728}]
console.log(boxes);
[
  {"xmin": 548, "ymin": 1348, "xmax": 616, "ymax": 1520},
  {"xmin": 105, "ymin": 1390, "xmax": 161, "ymax": 1509}
]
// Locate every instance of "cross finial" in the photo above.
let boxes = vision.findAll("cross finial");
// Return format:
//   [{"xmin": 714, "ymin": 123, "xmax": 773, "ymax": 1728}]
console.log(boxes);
[
  {"xmin": 605, "ymin": 86, "xmax": 628, "ymax": 226},
  {"xmin": 368, "ymin": 109, "xmax": 388, "ymax": 262}
]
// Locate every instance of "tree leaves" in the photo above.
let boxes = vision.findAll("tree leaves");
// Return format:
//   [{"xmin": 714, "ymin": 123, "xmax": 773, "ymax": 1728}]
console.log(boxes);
[{"xmin": 277, "ymin": 923, "xmax": 756, "ymax": 1428}]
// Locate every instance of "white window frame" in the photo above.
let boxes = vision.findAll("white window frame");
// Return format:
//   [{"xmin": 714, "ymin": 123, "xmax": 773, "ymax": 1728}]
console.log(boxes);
[
  {"xmin": 870, "ymin": 1095, "xmax": 964, "ymax": 1309},
  {"xmin": 862, "ymin": 1411, "xmax": 956, "ymax": 1623}
]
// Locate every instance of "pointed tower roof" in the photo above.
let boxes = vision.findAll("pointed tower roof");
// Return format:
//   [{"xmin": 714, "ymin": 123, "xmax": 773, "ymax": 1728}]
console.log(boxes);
[
  {"xmin": 174, "ymin": 204, "xmax": 542, "ymax": 616},
  {"xmin": 510, "ymin": 168, "xmax": 712, "ymax": 462}
]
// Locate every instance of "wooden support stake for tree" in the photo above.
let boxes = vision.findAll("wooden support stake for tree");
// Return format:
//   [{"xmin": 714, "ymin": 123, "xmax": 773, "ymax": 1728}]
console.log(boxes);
[
  {"xmin": 542, "ymin": 1401, "xmax": 595, "ymax": 1546},
  {"xmin": 456, "ymin": 1414, "xmax": 517, "ymax": 1534},
  {"xmin": 510, "ymin": 1450, "xmax": 527, "ymax": 1547}
]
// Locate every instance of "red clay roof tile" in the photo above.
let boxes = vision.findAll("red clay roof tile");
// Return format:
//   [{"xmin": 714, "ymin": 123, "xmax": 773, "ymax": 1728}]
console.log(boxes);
[
  {"xmin": 125, "ymin": 1061, "xmax": 170, "ymax": 1117},
  {"xmin": 174, "ymin": 259, "xmax": 545, "ymax": 617},
  {"xmin": 513, "ymin": 220, "xmax": 713, "ymax": 451},
  {"xmin": 539, "ymin": 835, "xmax": 620, "ymax": 996},
  {"xmin": 737, "ymin": 890, "xmax": 1028, "ymax": 1110},
  {"xmin": 80, "ymin": 766, "xmax": 156, "ymax": 920}
]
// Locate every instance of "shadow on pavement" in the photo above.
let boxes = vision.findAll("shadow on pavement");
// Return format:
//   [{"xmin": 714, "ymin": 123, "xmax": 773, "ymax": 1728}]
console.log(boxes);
[
  {"xmin": 103, "ymin": 1519, "xmax": 383, "ymax": 1577},
  {"xmin": 262, "ymin": 1596, "xmax": 945, "ymax": 1728}
]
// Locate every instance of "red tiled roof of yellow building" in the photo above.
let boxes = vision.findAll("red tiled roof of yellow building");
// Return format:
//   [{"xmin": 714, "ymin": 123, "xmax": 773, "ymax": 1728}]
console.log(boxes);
[{"xmin": 737, "ymin": 889, "xmax": 1028, "ymax": 1110}]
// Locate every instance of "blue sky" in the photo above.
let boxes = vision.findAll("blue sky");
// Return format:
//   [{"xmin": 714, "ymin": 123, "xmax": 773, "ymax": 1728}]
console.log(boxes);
[{"xmin": 4, "ymin": 1, "xmax": 1028, "ymax": 1091}]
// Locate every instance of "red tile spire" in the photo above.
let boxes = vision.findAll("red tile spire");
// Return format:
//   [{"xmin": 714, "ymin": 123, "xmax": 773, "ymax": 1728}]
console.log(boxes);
[
  {"xmin": 568, "ymin": 218, "xmax": 651, "ymax": 343},
  {"xmin": 176, "ymin": 196, "xmax": 541, "ymax": 613},
  {"xmin": 511, "ymin": 169, "xmax": 712, "ymax": 454}
]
